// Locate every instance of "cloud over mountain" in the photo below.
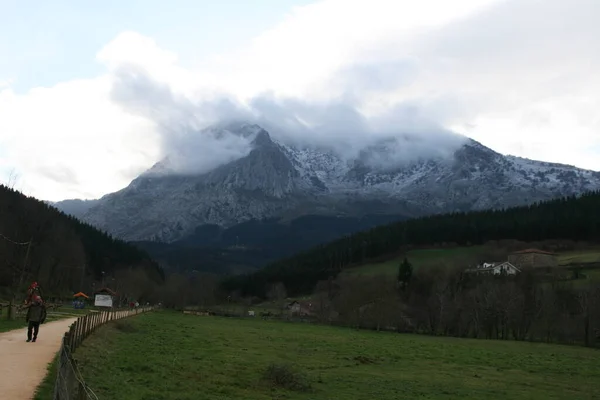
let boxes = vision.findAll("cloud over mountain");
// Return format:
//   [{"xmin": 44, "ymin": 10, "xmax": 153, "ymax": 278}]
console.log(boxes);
[{"xmin": 1, "ymin": 0, "xmax": 599, "ymax": 200}]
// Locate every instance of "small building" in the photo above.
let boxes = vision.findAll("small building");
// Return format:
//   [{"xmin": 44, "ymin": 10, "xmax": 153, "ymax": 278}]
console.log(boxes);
[
  {"xmin": 466, "ymin": 261, "xmax": 520, "ymax": 276},
  {"xmin": 72, "ymin": 292, "xmax": 89, "ymax": 309},
  {"xmin": 508, "ymin": 249, "xmax": 558, "ymax": 269},
  {"xmin": 94, "ymin": 287, "xmax": 117, "ymax": 308},
  {"xmin": 286, "ymin": 300, "xmax": 312, "ymax": 316}
]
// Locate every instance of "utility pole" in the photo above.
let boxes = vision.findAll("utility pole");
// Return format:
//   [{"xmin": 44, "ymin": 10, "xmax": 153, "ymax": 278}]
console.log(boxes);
[{"xmin": 16, "ymin": 237, "xmax": 33, "ymax": 297}]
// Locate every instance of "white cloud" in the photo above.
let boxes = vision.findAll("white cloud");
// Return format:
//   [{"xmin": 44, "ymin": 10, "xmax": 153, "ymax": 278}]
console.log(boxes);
[
  {"xmin": 0, "ymin": 79, "xmax": 13, "ymax": 89},
  {"xmin": 0, "ymin": 78, "xmax": 160, "ymax": 201},
  {"xmin": 206, "ymin": 0, "xmax": 502, "ymax": 100},
  {"xmin": 1, "ymin": 0, "xmax": 599, "ymax": 201}
]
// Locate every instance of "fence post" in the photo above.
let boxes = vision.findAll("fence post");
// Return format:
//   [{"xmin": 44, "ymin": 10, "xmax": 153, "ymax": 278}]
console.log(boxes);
[
  {"xmin": 77, "ymin": 381, "xmax": 86, "ymax": 400},
  {"xmin": 83, "ymin": 314, "xmax": 89, "ymax": 340},
  {"xmin": 67, "ymin": 328, "xmax": 73, "ymax": 352},
  {"xmin": 75, "ymin": 319, "xmax": 82, "ymax": 350}
]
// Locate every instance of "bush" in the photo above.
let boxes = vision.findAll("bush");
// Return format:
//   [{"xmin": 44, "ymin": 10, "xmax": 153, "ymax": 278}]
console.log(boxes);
[
  {"xmin": 114, "ymin": 320, "xmax": 138, "ymax": 333},
  {"xmin": 261, "ymin": 363, "xmax": 312, "ymax": 392}
]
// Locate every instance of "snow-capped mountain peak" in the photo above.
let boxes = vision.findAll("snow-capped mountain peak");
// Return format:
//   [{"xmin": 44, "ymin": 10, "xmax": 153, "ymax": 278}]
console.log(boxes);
[{"xmin": 68, "ymin": 123, "xmax": 600, "ymax": 243}]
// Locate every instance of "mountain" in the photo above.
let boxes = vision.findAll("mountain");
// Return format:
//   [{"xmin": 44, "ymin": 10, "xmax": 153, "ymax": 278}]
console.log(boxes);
[
  {"xmin": 49, "ymin": 198, "xmax": 100, "ymax": 219},
  {"xmin": 72, "ymin": 122, "xmax": 600, "ymax": 243},
  {"xmin": 0, "ymin": 185, "xmax": 163, "ymax": 298}
]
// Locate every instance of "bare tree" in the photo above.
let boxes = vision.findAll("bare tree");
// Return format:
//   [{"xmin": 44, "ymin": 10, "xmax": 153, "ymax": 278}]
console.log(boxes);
[
  {"xmin": 5, "ymin": 168, "xmax": 20, "ymax": 190},
  {"xmin": 266, "ymin": 282, "xmax": 288, "ymax": 313}
]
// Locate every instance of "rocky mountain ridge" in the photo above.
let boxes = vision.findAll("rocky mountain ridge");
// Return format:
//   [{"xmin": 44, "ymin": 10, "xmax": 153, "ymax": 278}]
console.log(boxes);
[{"xmin": 54, "ymin": 122, "xmax": 600, "ymax": 243}]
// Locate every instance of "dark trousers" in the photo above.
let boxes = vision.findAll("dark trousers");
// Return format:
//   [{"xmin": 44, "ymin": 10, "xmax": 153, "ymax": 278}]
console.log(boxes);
[{"xmin": 27, "ymin": 321, "xmax": 40, "ymax": 340}]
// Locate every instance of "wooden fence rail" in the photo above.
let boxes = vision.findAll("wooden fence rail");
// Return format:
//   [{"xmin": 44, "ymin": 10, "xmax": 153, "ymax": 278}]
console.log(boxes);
[{"xmin": 53, "ymin": 307, "xmax": 153, "ymax": 400}]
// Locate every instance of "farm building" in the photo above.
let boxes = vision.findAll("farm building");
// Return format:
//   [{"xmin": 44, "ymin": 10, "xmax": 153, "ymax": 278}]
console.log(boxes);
[
  {"xmin": 286, "ymin": 300, "xmax": 313, "ymax": 316},
  {"xmin": 466, "ymin": 261, "xmax": 520, "ymax": 276},
  {"xmin": 508, "ymin": 249, "xmax": 558, "ymax": 269}
]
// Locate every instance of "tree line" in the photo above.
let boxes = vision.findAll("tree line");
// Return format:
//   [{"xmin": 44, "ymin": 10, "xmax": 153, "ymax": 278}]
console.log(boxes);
[
  {"xmin": 0, "ymin": 185, "xmax": 163, "ymax": 300},
  {"xmin": 307, "ymin": 262, "xmax": 600, "ymax": 347},
  {"xmin": 221, "ymin": 190, "xmax": 600, "ymax": 298}
]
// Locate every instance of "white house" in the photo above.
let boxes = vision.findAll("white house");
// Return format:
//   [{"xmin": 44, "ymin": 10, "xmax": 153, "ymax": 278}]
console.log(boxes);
[
  {"xmin": 489, "ymin": 261, "xmax": 520, "ymax": 275},
  {"xmin": 467, "ymin": 261, "xmax": 521, "ymax": 276}
]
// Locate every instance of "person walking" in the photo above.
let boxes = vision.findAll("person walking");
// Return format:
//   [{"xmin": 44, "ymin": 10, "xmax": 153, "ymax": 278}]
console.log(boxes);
[{"xmin": 23, "ymin": 295, "xmax": 47, "ymax": 342}]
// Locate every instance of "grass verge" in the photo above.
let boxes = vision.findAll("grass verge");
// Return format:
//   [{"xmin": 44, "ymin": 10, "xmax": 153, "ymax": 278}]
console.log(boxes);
[
  {"xmin": 33, "ymin": 357, "xmax": 58, "ymax": 400},
  {"xmin": 72, "ymin": 311, "xmax": 600, "ymax": 400}
]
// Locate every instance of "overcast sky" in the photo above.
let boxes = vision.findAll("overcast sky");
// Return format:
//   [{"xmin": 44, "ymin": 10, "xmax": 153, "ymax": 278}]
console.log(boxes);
[{"xmin": 1, "ymin": 0, "xmax": 599, "ymax": 201}]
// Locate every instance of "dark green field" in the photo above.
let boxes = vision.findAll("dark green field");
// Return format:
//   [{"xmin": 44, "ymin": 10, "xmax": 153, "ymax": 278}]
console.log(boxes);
[{"xmin": 71, "ymin": 311, "xmax": 600, "ymax": 400}]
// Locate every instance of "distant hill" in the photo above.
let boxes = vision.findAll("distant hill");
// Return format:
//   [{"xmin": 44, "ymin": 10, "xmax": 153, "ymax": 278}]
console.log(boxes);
[
  {"xmin": 221, "ymin": 191, "xmax": 600, "ymax": 298},
  {"xmin": 0, "ymin": 185, "xmax": 163, "ymax": 298},
  {"xmin": 133, "ymin": 213, "xmax": 407, "ymax": 274},
  {"xmin": 48, "ymin": 198, "xmax": 100, "ymax": 219}
]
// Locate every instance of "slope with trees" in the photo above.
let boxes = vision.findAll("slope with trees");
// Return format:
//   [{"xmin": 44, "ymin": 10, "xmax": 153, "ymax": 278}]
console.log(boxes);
[
  {"xmin": 0, "ymin": 185, "xmax": 163, "ymax": 299},
  {"xmin": 221, "ymin": 191, "xmax": 600, "ymax": 298},
  {"xmin": 133, "ymin": 213, "xmax": 408, "ymax": 274}
]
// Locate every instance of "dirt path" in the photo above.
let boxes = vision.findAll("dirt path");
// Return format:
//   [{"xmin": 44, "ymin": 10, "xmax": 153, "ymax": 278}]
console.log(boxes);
[{"xmin": 0, "ymin": 317, "xmax": 78, "ymax": 400}]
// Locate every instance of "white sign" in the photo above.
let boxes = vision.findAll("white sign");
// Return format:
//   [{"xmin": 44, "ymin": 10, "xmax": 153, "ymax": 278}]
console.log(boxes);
[{"xmin": 94, "ymin": 294, "xmax": 113, "ymax": 308}]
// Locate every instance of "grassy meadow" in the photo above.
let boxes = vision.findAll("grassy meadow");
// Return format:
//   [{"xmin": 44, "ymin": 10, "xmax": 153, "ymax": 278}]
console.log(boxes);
[
  {"xmin": 67, "ymin": 311, "xmax": 600, "ymax": 400},
  {"xmin": 342, "ymin": 245, "xmax": 600, "ymax": 279},
  {"xmin": 342, "ymin": 246, "xmax": 487, "ymax": 277}
]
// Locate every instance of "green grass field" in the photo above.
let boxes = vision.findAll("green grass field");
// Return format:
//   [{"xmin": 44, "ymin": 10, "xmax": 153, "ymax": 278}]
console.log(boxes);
[
  {"xmin": 69, "ymin": 311, "xmax": 600, "ymax": 400},
  {"xmin": 558, "ymin": 250, "xmax": 600, "ymax": 265},
  {"xmin": 343, "ymin": 245, "xmax": 600, "ymax": 278},
  {"xmin": 342, "ymin": 246, "xmax": 488, "ymax": 277}
]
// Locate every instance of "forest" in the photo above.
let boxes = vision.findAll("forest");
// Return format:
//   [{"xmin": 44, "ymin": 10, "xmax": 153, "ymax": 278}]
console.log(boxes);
[
  {"xmin": 0, "ymin": 184, "xmax": 164, "ymax": 300},
  {"xmin": 134, "ymin": 213, "xmax": 407, "ymax": 274},
  {"xmin": 221, "ymin": 190, "xmax": 600, "ymax": 298}
]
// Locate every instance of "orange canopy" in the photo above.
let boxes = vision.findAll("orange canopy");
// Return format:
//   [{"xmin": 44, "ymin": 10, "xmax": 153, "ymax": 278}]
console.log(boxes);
[{"xmin": 73, "ymin": 292, "xmax": 89, "ymax": 299}]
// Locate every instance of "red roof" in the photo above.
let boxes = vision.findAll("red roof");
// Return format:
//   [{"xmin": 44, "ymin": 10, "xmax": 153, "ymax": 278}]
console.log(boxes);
[
  {"xmin": 94, "ymin": 287, "xmax": 117, "ymax": 296},
  {"xmin": 511, "ymin": 248, "xmax": 557, "ymax": 256}
]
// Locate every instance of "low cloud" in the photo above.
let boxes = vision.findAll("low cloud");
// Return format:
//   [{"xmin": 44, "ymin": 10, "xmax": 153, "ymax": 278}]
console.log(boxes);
[
  {"xmin": 110, "ymin": 64, "xmax": 467, "ymax": 175},
  {"xmin": 103, "ymin": 0, "xmax": 600, "ymax": 177}
]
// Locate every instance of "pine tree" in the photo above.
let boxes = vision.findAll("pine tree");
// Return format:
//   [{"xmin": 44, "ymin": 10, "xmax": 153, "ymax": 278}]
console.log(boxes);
[{"xmin": 397, "ymin": 257, "xmax": 413, "ymax": 288}]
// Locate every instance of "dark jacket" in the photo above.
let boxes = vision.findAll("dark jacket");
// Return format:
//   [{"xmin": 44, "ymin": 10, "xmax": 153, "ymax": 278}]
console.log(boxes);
[{"xmin": 26, "ymin": 303, "xmax": 47, "ymax": 323}]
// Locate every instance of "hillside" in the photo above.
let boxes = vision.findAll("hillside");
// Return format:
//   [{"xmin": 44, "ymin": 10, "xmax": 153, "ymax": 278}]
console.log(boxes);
[
  {"xmin": 133, "ymin": 213, "xmax": 407, "ymax": 274},
  {"xmin": 221, "ymin": 190, "xmax": 600, "ymax": 297},
  {"xmin": 0, "ymin": 185, "xmax": 163, "ymax": 298}
]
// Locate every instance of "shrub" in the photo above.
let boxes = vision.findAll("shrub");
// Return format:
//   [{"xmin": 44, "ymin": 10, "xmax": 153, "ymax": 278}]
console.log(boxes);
[
  {"xmin": 261, "ymin": 363, "xmax": 312, "ymax": 392},
  {"xmin": 114, "ymin": 320, "xmax": 138, "ymax": 333}
]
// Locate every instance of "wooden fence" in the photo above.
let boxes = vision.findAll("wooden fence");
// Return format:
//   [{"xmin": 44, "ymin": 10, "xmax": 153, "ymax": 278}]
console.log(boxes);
[
  {"xmin": 53, "ymin": 307, "xmax": 153, "ymax": 400},
  {"xmin": 1, "ymin": 302, "xmax": 66, "ymax": 319}
]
